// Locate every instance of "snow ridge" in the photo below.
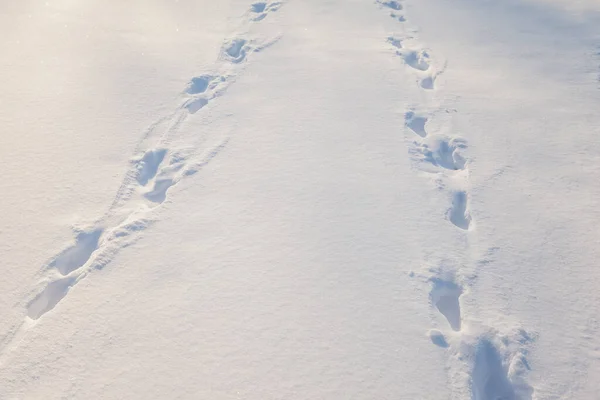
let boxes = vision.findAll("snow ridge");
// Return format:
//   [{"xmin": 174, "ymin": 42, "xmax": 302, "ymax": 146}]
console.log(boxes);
[
  {"xmin": 375, "ymin": 0, "xmax": 535, "ymax": 398},
  {"xmin": 0, "ymin": 1, "xmax": 285, "ymax": 366}
]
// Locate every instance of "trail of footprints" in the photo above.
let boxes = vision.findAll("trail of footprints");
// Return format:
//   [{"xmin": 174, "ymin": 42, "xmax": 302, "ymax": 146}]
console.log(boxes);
[
  {"xmin": 377, "ymin": 1, "xmax": 533, "ymax": 398},
  {"xmin": 0, "ymin": 1, "xmax": 283, "ymax": 363}
]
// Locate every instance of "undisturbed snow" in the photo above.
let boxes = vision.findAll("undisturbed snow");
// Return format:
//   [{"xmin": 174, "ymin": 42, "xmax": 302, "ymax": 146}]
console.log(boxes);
[{"xmin": 1, "ymin": 0, "xmax": 600, "ymax": 399}]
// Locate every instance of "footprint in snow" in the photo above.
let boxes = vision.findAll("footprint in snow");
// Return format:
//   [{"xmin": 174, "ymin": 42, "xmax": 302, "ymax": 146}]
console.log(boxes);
[
  {"xmin": 379, "ymin": 0, "xmax": 403, "ymax": 10},
  {"xmin": 27, "ymin": 217, "xmax": 151, "ymax": 321},
  {"xmin": 221, "ymin": 38, "xmax": 250, "ymax": 64},
  {"xmin": 142, "ymin": 151, "xmax": 190, "ymax": 204},
  {"xmin": 429, "ymin": 276, "xmax": 463, "ymax": 332},
  {"xmin": 145, "ymin": 178, "xmax": 176, "ymax": 204},
  {"xmin": 185, "ymin": 98, "xmax": 209, "ymax": 114},
  {"xmin": 420, "ymin": 74, "xmax": 436, "ymax": 90},
  {"xmin": 410, "ymin": 136, "xmax": 467, "ymax": 171},
  {"xmin": 27, "ymin": 277, "xmax": 77, "ymax": 320},
  {"xmin": 135, "ymin": 148, "xmax": 167, "ymax": 186},
  {"xmin": 47, "ymin": 229, "xmax": 103, "ymax": 276},
  {"xmin": 427, "ymin": 329, "xmax": 449, "ymax": 347},
  {"xmin": 185, "ymin": 75, "xmax": 222, "ymax": 95},
  {"xmin": 470, "ymin": 333, "xmax": 534, "ymax": 400},
  {"xmin": 420, "ymin": 65, "xmax": 447, "ymax": 90},
  {"xmin": 405, "ymin": 110, "xmax": 428, "ymax": 137},
  {"xmin": 249, "ymin": 2, "xmax": 282, "ymax": 22},
  {"xmin": 448, "ymin": 191, "xmax": 472, "ymax": 231},
  {"xmin": 390, "ymin": 13, "xmax": 406, "ymax": 22},
  {"xmin": 387, "ymin": 36, "xmax": 403, "ymax": 49},
  {"xmin": 398, "ymin": 49, "xmax": 431, "ymax": 72},
  {"xmin": 183, "ymin": 75, "xmax": 227, "ymax": 114}
]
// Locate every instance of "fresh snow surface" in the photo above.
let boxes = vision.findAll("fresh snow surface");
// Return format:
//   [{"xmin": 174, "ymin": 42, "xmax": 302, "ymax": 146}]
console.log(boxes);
[{"xmin": 1, "ymin": 0, "xmax": 600, "ymax": 398}]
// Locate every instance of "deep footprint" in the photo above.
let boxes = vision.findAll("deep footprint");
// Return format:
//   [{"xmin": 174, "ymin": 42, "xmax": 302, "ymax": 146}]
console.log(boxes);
[
  {"xmin": 390, "ymin": 13, "xmax": 406, "ymax": 22},
  {"xmin": 145, "ymin": 178, "xmax": 175, "ymax": 204},
  {"xmin": 430, "ymin": 277, "xmax": 463, "ymax": 331},
  {"xmin": 250, "ymin": 2, "xmax": 281, "ymax": 20},
  {"xmin": 251, "ymin": 2, "xmax": 267, "ymax": 12},
  {"xmin": 405, "ymin": 111, "xmax": 428, "ymax": 137},
  {"xmin": 448, "ymin": 191, "xmax": 472, "ymax": 230},
  {"xmin": 136, "ymin": 149, "xmax": 167, "ymax": 185},
  {"xmin": 186, "ymin": 75, "xmax": 215, "ymax": 95},
  {"xmin": 472, "ymin": 340, "xmax": 517, "ymax": 400},
  {"xmin": 421, "ymin": 75, "xmax": 436, "ymax": 90},
  {"xmin": 381, "ymin": 0, "xmax": 402, "ymax": 10},
  {"xmin": 27, "ymin": 277, "xmax": 76, "ymax": 320},
  {"xmin": 427, "ymin": 329, "xmax": 449, "ymax": 348},
  {"xmin": 401, "ymin": 49, "xmax": 430, "ymax": 71},
  {"xmin": 185, "ymin": 98, "xmax": 209, "ymax": 114},
  {"xmin": 387, "ymin": 36, "xmax": 403, "ymax": 49},
  {"xmin": 412, "ymin": 137, "xmax": 467, "ymax": 170},
  {"xmin": 223, "ymin": 39, "xmax": 248, "ymax": 63},
  {"xmin": 50, "ymin": 229, "xmax": 102, "ymax": 275}
]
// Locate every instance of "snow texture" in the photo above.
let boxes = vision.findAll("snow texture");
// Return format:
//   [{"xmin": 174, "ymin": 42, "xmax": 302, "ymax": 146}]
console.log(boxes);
[{"xmin": 1, "ymin": 0, "xmax": 600, "ymax": 398}]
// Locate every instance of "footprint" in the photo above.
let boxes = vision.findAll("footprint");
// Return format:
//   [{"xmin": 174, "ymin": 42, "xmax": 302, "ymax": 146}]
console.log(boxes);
[
  {"xmin": 136, "ymin": 149, "xmax": 167, "ymax": 186},
  {"xmin": 411, "ymin": 136, "xmax": 467, "ymax": 171},
  {"xmin": 448, "ymin": 191, "xmax": 472, "ymax": 230},
  {"xmin": 50, "ymin": 230, "xmax": 102, "ymax": 276},
  {"xmin": 142, "ymin": 151, "xmax": 191, "ymax": 203},
  {"xmin": 250, "ymin": 2, "xmax": 281, "ymax": 21},
  {"xmin": 144, "ymin": 178, "xmax": 175, "ymax": 204},
  {"xmin": 251, "ymin": 2, "xmax": 267, "ymax": 13},
  {"xmin": 405, "ymin": 110, "xmax": 428, "ymax": 137},
  {"xmin": 427, "ymin": 329, "xmax": 449, "ymax": 348},
  {"xmin": 186, "ymin": 75, "xmax": 216, "ymax": 95},
  {"xmin": 390, "ymin": 13, "xmax": 406, "ymax": 22},
  {"xmin": 380, "ymin": 0, "xmax": 402, "ymax": 10},
  {"xmin": 430, "ymin": 277, "xmax": 463, "ymax": 331},
  {"xmin": 222, "ymin": 38, "xmax": 249, "ymax": 63},
  {"xmin": 467, "ymin": 330, "xmax": 534, "ymax": 400},
  {"xmin": 420, "ymin": 74, "xmax": 436, "ymax": 90},
  {"xmin": 27, "ymin": 277, "xmax": 76, "ymax": 320},
  {"xmin": 400, "ymin": 49, "xmax": 430, "ymax": 71},
  {"xmin": 185, "ymin": 98, "xmax": 209, "ymax": 114},
  {"xmin": 471, "ymin": 339, "xmax": 517, "ymax": 400},
  {"xmin": 183, "ymin": 75, "xmax": 227, "ymax": 114},
  {"xmin": 387, "ymin": 36, "xmax": 403, "ymax": 49}
]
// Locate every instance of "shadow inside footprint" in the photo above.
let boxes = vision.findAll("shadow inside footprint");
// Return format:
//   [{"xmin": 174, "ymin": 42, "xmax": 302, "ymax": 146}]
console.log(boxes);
[
  {"xmin": 430, "ymin": 278, "xmax": 463, "ymax": 331},
  {"xmin": 223, "ymin": 39, "xmax": 248, "ymax": 63},
  {"xmin": 251, "ymin": 2, "xmax": 267, "ymax": 12},
  {"xmin": 27, "ymin": 277, "xmax": 76, "ymax": 320},
  {"xmin": 186, "ymin": 75, "xmax": 215, "ymax": 94},
  {"xmin": 428, "ymin": 329, "xmax": 449, "ymax": 348},
  {"xmin": 472, "ymin": 340, "xmax": 517, "ymax": 400},
  {"xmin": 402, "ymin": 50, "xmax": 430, "ymax": 71},
  {"xmin": 186, "ymin": 98, "xmax": 209, "ymax": 114},
  {"xmin": 50, "ymin": 229, "xmax": 103, "ymax": 275},
  {"xmin": 448, "ymin": 191, "xmax": 472, "ymax": 230},
  {"xmin": 136, "ymin": 149, "xmax": 167, "ymax": 185},
  {"xmin": 387, "ymin": 36, "xmax": 403, "ymax": 49},
  {"xmin": 382, "ymin": 0, "xmax": 402, "ymax": 10},
  {"xmin": 145, "ymin": 178, "xmax": 175, "ymax": 204},
  {"xmin": 414, "ymin": 137, "xmax": 467, "ymax": 171},
  {"xmin": 405, "ymin": 111, "xmax": 428, "ymax": 137},
  {"xmin": 421, "ymin": 76, "xmax": 435, "ymax": 90}
]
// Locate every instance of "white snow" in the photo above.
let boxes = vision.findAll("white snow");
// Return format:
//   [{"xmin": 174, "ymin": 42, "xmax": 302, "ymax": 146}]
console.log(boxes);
[{"xmin": 1, "ymin": 0, "xmax": 600, "ymax": 398}]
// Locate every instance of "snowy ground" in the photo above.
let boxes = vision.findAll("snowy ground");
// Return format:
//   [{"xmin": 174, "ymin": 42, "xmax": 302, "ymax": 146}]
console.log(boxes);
[{"xmin": 1, "ymin": 0, "xmax": 600, "ymax": 398}]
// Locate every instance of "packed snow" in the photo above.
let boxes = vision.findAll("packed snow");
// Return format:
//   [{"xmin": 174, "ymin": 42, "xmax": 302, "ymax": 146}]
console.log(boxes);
[{"xmin": 1, "ymin": 0, "xmax": 600, "ymax": 398}]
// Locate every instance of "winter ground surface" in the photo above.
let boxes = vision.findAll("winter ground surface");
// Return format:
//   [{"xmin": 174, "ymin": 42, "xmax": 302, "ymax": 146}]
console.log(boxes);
[{"xmin": 1, "ymin": 0, "xmax": 600, "ymax": 398}]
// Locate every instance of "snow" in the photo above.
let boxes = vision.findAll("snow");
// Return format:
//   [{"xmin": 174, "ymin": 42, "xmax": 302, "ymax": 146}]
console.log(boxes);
[{"xmin": 1, "ymin": 0, "xmax": 600, "ymax": 398}]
